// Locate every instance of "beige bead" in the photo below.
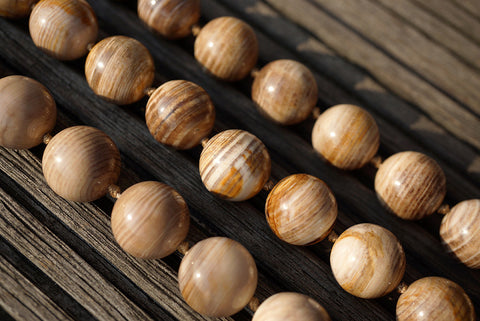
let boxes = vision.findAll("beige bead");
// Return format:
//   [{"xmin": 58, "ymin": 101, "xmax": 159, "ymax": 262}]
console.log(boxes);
[
  {"xmin": 397, "ymin": 277, "xmax": 475, "ymax": 321},
  {"xmin": 375, "ymin": 151, "xmax": 446, "ymax": 220},
  {"xmin": 194, "ymin": 16, "xmax": 258, "ymax": 81},
  {"xmin": 330, "ymin": 223, "xmax": 406, "ymax": 299},
  {"xmin": 138, "ymin": 0, "xmax": 200, "ymax": 39},
  {"xmin": 42, "ymin": 126, "xmax": 121, "ymax": 202},
  {"xmin": 440, "ymin": 199, "xmax": 480, "ymax": 269},
  {"xmin": 265, "ymin": 174, "xmax": 337, "ymax": 245},
  {"xmin": 111, "ymin": 181, "xmax": 190, "ymax": 259},
  {"xmin": 312, "ymin": 104, "xmax": 379, "ymax": 170},
  {"xmin": 29, "ymin": 0, "xmax": 98, "ymax": 60},
  {"xmin": 199, "ymin": 129, "xmax": 271, "ymax": 201},
  {"xmin": 145, "ymin": 80, "xmax": 215, "ymax": 149},
  {"xmin": 85, "ymin": 36, "xmax": 155, "ymax": 105},
  {"xmin": 0, "ymin": 0, "xmax": 36, "ymax": 18},
  {"xmin": 178, "ymin": 237, "xmax": 258, "ymax": 317},
  {"xmin": 0, "ymin": 75, "xmax": 56, "ymax": 149},
  {"xmin": 252, "ymin": 292, "xmax": 331, "ymax": 321},
  {"xmin": 252, "ymin": 60, "xmax": 318, "ymax": 125}
]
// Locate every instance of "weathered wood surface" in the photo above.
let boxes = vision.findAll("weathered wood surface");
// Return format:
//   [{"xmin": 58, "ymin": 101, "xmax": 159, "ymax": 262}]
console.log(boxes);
[{"xmin": 0, "ymin": 0, "xmax": 479, "ymax": 320}]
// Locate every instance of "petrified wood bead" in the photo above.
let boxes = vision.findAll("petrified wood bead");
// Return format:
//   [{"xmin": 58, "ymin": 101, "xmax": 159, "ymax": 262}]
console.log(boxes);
[
  {"xmin": 42, "ymin": 126, "xmax": 121, "ymax": 202},
  {"xmin": 375, "ymin": 151, "xmax": 446, "ymax": 220},
  {"xmin": 396, "ymin": 277, "xmax": 475, "ymax": 321},
  {"xmin": 29, "ymin": 0, "xmax": 98, "ymax": 60},
  {"xmin": 194, "ymin": 16, "xmax": 258, "ymax": 81},
  {"xmin": 440, "ymin": 199, "xmax": 480, "ymax": 269},
  {"xmin": 137, "ymin": 0, "xmax": 200, "ymax": 39},
  {"xmin": 265, "ymin": 174, "xmax": 337, "ymax": 245},
  {"xmin": 330, "ymin": 223, "xmax": 406, "ymax": 299},
  {"xmin": 312, "ymin": 104, "xmax": 379, "ymax": 170},
  {"xmin": 252, "ymin": 292, "xmax": 331, "ymax": 321},
  {"xmin": 0, "ymin": 75, "xmax": 56, "ymax": 149},
  {"xmin": 145, "ymin": 80, "xmax": 215, "ymax": 149},
  {"xmin": 178, "ymin": 237, "xmax": 258, "ymax": 317},
  {"xmin": 0, "ymin": 0, "xmax": 37, "ymax": 18},
  {"xmin": 111, "ymin": 181, "xmax": 190, "ymax": 259},
  {"xmin": 252, "ymin": 60, "xmax": 318, "ymax": 125},
  {"xmin": 199, "ymin": 129, "xmax": 271, "ymax": 201},
  {"xmin": 85, "ymin": 36, "xmax": 155, "ymax": 105}
]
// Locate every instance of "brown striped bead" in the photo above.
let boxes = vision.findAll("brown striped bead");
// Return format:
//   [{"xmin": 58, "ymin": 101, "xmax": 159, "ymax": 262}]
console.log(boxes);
[
  {"xmin": 199, "ymin": 129, "xmax": 271, "ymax": 201},
  {"xmin": 85, "ymin": 36, "xmax": 155, "ymax": 105},
  {"xmin": 311, "ymin": 104, "xmax": 379, "ymax": 170},
  {"xmin": 0, "ymin": 0, "xmax": 36, "ymax": 18},
  {"xmin": 194, "ymin": 16, "xmax": 258, "ymax": 81},
  {"xmin": 137, "ymin": 0, "xmax": 200, "ymax": 39},
  {"xmin": 145, "ymin": 80, "xmax": 215, "ymax": 149},
  {"xmin": 330, "ymin": 223, "xmax": 406, "ymax": 299},
  {"xmin": 111, "ymin": 181, "xmax": 190, "ymax": 259},
  {"xmin": 252, "ymin": 60, "xmax": 318, "ymax": 125},
  {"xmin": 29, "ymin": 0, "xmax": 98, "ymax": 60},
  {"xmin": 265, "ymin": 174, "xmax": 337, "ymax": 245},
  {"xmin": 440, "ymin": 199, "xmax": 480, "ymax": 269},
  {"xmin": 375, "ymin": 151, "xmax": 446, "ymax": 220},
  {"xmin": 42, "ymin": 126, "xmax": 121, "ymax": 202},
  {"xmin": 178, "ymin": 237, "xmax": 258, "ymax": 317},
  {"xmin": 0, "ymin": 75, "xmax": 56, "ymax": 149},
  {"xmin": 252, "ymin": 292, "xmax": 331, "ymax": 321},
  {"xmin": 397, "ymin": 277, "xmax": 475, "ymax": 321}
]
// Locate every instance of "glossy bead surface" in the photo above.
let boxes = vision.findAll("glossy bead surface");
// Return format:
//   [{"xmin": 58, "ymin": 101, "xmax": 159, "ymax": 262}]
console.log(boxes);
[
  {"xmin": 330, "ymin": 223, "xmax": 406, "ymax": 299},
  {"xmin": 252, "ymin": 60, "xmax": 318, "ymax": 125},
  {"xmin": 312, "ymin": 104, "xmax": 379, "ymax": 170},
  {"xmin": 0, "ymin": 75, "xmax": 56, "ymax": 149},
  {"xmin": 178, "ymin": 237, "xmax": 258, "ymax": 317},
  {"xmin": 0, "ymin": 0, "xmax": 36, "ymax": 17},
  {"xmin": 265, "ymin": 174, "xmax": 337, "ymax": 245},
  {"xmin": 252, "ymin": 292, "xmax": 331, "ymax": 321},
  {"xmin": 194, "ymin": 16, "xmax": 258, "ymax": 81},
  {"xmin": 138, "ymin": 0, "xmax": 200, "ymax": 39},
  {"xmin": 199, "ymin": 129, "xmax": 271, "ymax": 201},
  {"xmin": 397, "ymin": 277, "xmax": 475, "ymax": 321},
  {"xmin": 375, "ymin": 151, "xmax": 446, "ymax": 220},
  {"xmin": 440, "ymin": 199, "xmax": 480, "ymax": 268},
  {"xmin": 42, "ymin": 126, "xmax": 121, "ymax": 202},
  {"xmin": 29, "ymin": 0, "xmax": 98, "ymax": 60},
  {"xmin": 85, "ymin": 36, "xmax": 155, "ymax": 105},
  {"xmin": 145, "ymin": 80, "xmax": 215, "ymax": 149},
  {"xmin": 111, "ymin": 181, "xmax": 190, "ymax": 259}
]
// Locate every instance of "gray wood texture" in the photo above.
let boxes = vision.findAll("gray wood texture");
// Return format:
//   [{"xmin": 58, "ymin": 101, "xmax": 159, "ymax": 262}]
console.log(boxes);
[{"xmin": 0, "ymin": 0, "xmax": 479, "ymax": 320}]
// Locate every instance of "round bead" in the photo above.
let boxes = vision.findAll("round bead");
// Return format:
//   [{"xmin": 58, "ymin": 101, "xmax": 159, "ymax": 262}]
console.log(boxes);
[
  {"xmin": 397, "ymin": 277, "xmax": 475, "ymax": 321},
  {"xmin": 375, "ymin": 151, "xmax": 446, "ymax": 220},
  {"xmin": 42, "ymin": 126, "xmax": 121, "ymax": 202},
  {"xmin": 194, "ymin": 16, "xmax": 258, "ymax": 81},
  {"xmin": 252, "ymin": 292, "xmax": 331, "ymax": 321},
  {"xmin": 199, "ymin": 129, "xmax": 271, "ymax": 201},
  {"xmin": 0, "ymin": 75, "xmax": 56, "ymax": 149},
  {"xmin": 145, "ymin": 80, "xmax": 215, "ymax": 149},
  {"xmin": 85, "ymin": 36, "xmax": 155, "ymax": 105},
  {"xmin": 330, "ymin": 223, "xmax": 406, "ymax": 299},
  {"xmin": 312, "ymin": 104, "xmax": 379, "ymax": 170},
  {"xmin": 137, "ymin": 0, "xmax": 200, "ymax": 39},
  {"xmin": 111, "ymin": 181, "xmax": 190, "ymax": 259},
  {"xmin": 252, "ymin": 60, "xmax": 318, "ymax": 125},
  {"xmin": 29, "ymin": 0, "xmax": 98, "ymax": 60},
  {"xmin": 0, "ymin": 0, "xmax": 36, "ymax": 18},
  {"xmin": 440, "ymin": 199, "xmax": 480, "ymax": 268},
  {"xmin": 178, "ymin": 237, "xmax": 258, "ymax": 317},
  {"xmin": 265, "ymin": 174, "xmax": 337, "ymax": 245}
]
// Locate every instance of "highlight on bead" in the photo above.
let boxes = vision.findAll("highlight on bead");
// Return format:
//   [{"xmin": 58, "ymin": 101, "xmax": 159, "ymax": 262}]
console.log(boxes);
[
  {"xmin": 0, "ymin": 75, "xmax": 56, "ymax": 149},
  {"xmin": 178, "ymin": 237, "xmax": 258, "ymax": 317}
]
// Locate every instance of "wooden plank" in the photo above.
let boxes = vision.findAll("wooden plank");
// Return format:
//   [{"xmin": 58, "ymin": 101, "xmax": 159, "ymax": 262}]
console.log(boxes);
[{"xmin": 0, "ymin": 255, "xmax": 74, "ymax": 321}]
